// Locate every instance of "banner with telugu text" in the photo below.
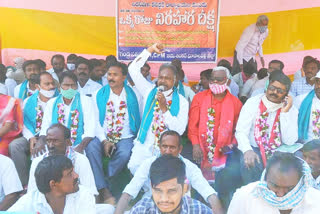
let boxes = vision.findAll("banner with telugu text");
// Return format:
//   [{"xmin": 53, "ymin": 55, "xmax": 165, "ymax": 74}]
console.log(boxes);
[{"xmin": 117, "ymin": 0, "xmax": 220, "ymax": 63}]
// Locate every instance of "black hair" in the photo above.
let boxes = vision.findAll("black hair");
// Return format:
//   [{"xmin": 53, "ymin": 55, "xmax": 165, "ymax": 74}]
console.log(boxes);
[
  {"xmin": 0, "ymin": 64, "xmax": 6, "ymax": 83},
  {"xmin": 35, "ymin": 155, "xmax": 73, "ymax": 194},
  {"xmin": 257, "ymin": 68, "xmax": 268, "ymax": 80},
  {"xmin": 35, "ymin": 59, "xmax": 46, "ymax": 70},
  {"xmin": 107, "ymin": 61, "xmax": 128, "ymax": 76},
  {"xmin": 265, "ymin": 152, "xmax": 303, "ymax": 180},
  {"xmin": 150, "ymin": 155, "xmax": 186, "ymax": 188},
  {"xmin": 159, "ymin": 130, "xmax": 182, "ymax": 146},
  {"xmin": 106, "ymin": 55, "xmax": 117, "ymax": 63},
  {"xmin": 47, "ymin": 123, "xmax": 71, "ymax": 139},
  {"xmin": 32, "ymin": 72, "xmax": 52, "ymax": 85},
  {"xmin": 269, "ymin": 70, "xmax": 291, "ymax": 93},
  {"xmin": 217, "ymin": 59, "xmax": 232, "ymax": 73},
  {"xmin": 303, "ymin": 57, "xmax": 320, "ymax": 70},
  {"xmin": 67, "ymin": 54, "xmax": 78, "ymax": 61},
  {"xmin": 200, "ymin": 69, "xmax": 212, "ymax": 79},
  {"xmin": 143, "ymin": 63, "xmax": 151, "ymax": 70},
  {"xmin": 243, "ymin": 62, "xmax": 257, "ymax": 75},
  {"xmin": 59, "ymin": 71, "xmax": 78, "ymax": 84},
  {"xmin": 171, "ymin": 59, "xmax": 182, "ymax": 70},
  {"xmin": 51, "ymin": 54, "xmax": 65, "ymax": 65},
  {"xmin": 303, "ymin": 139, "xmax": 320, "ymax": 155},
  {"xmin": 75, "ymin": 57, "xmax": 91, "ymax": 70},
  {"xmin": 22, "ymin": 60, "xmax": 41, "ymax": 72},
  {"xmin": 269, "ymin": 60, "xmax": 284, "ymax": 71},
  {"xmin": 89, "ymin": 59, "xmax": 103, "ymax": 70},
  {"xmin": 159, "ymin": 63, "xmax": 177, "ymax": 78}
]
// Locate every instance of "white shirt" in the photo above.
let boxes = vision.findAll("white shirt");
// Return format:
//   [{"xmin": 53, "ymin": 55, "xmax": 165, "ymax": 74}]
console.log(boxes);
[
  {"xmin": 228, "ymin": 182, "xmax": 320, "ymax": 214},
  {"xmin": 22, "ymin": 95, "xmax": 50, "ymax": 140},
  {"xmin": 177, "ymin": 84, "xmax": 195, "ymax": 103},
  {"xmin": 235, "ymin": 94, "xmax": 298, "ymax": 153},
  {"xmin": 315, "ymin": 175, "xmax": 320, "ymax": 190},
  {"xmin": 5, "ymin": 78, "xmax": 17, "ymax": 96},
  {"xmin": 235, "ymin": 24, "xmax": 268, "ymax": 64},
  {"xmin": 233, "ymin": 72, "xmax": 257, "ymax": 96},
  {"xmin": 27, "ymin": 152, "xmax": 98, "ymax": 195},
  {"xmin": 0, "ymin": 155, "xmax": 23, "ymax": 203},
  {"xmin": 40, "ymin": 94, "xmax": 96, "ymax": 140},
  {"xmin": 0, "ymin": 83, "xmax": 7, "ymax": 95},
  {"xmin": 47, "ymin": 68, "xmax": 68, "ymax": 82},
  {"xmin": 294, "ymin": 93, "xmax": 320, "ymax": 142},
  {"xmin": 77, "ymin": 79, "xmax": 102, "ymax": 97},
  {"xmin": 228, "ymin": 79, "xmax": 240, "ymax": 97},
  {"xmin": 123, "ymin": 155, "xmax": 216, "ymax": 201},
  {"xmin": 127, "ymin": 50, "xmax": 189, "ymax": 168},
  {"xmin": 93, "ymin": 86, "xmax": 142, "ymax": 142},
  {"xmin": 250, "ymin": 76, "xmax": 268, "ymax": 97},
  {"xmin": 9, "ymin": 185, "xmax": 96, "ymax": 214},
  {"xmin": 13, "ymin": 81, "xmax": 37, "ymax": 99}
]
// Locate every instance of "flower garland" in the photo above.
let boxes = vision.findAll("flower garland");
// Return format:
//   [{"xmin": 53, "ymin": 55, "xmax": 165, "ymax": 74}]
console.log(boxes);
[
  {"xmin": 105, "ymin": 100, "xmax": 127, "ymax": 144},
  {"xmin": 27, "ymin": 91, "xmax": 33, "ymax": 97},
  {"xmin": 206, "ymin": 108, "xmax": 216, "ymax": 163},
  {"xmin": 312, "ymin": 109, "xmax": 320, "ymax": 139},
  {"xmin": 152, "ymin": 100, "xmax": 172, "ymax": 147},
  {"xmin": 256, "ymin": 111, "xmax": 281, "ymax": 159},
  {"xmin": 35, "ymin": 105, "xmax": 44, "ymax": 134},
  {"xmin": 57, "ymin": 103, "xmax": 79, "ymax": 144}
]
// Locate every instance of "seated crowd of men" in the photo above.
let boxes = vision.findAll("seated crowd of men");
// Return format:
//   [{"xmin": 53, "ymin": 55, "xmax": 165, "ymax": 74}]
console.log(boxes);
[{"xmin": 1, "ymin": 42, "xmax": 320, "ymax": 214}]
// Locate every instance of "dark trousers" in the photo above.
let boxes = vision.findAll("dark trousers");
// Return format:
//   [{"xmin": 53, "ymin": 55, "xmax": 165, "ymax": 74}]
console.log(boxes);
[
  {"xmin": 232, "ymin": 51, "xmax": 258, "ymax": 76},
  {"xmin": 239, "ymin": 147, "xmax": 264, "ymax": 185},
  {"xmin": 85, "ymin": 137, "xmax": 134, "ymax": 190},
  {"xmin": 214, "ymin": 148, "xmax": 242, "ymax": 209}
]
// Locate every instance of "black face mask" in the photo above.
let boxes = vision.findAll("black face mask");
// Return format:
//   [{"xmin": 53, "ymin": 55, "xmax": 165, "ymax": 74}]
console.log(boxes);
[{"xmin": 54, "ymin": 67, "xmax": 64, "ymax": 73}]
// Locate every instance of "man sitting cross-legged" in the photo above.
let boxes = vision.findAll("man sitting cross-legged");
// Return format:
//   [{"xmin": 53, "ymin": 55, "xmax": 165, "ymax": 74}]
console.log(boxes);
[
  {"xmin": 130, "ymin": 155, "xmax": 213, "ymax": 214},
  {"xmin": 228, "ymin": 152, "xmax": 320, "ymax": 214},
  {"xmin": 115, "ymin": 131, "xmax": 224, "ymax": 214},
  {"xmin": 9, "ymin": 155, "xmax": 96, "ymax": 213}
]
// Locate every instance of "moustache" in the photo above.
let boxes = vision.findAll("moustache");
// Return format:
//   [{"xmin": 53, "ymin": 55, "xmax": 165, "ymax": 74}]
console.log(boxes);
[
  {"xmin": 79, "ymin": 72, "xmax": 88, "ymax": 76},
  {"xmin": 269, "ymin": 93, "xmax": 278, "ymax": 98},
  {"xmin": 109, "ymin": 80, "xmax": 115, "ymax": 83},
  {"xmin": 74, "ymin": 178, "xmax": 79, "ymax": 185}
]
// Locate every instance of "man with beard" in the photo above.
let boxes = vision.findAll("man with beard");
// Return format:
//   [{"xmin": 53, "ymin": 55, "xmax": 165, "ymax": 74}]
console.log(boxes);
[
  {"xmin": 88, "ymin": 61, "xmax": 141, "ymax": 204},
  {"xmin": 235, "ymin": 70, "xmax": 298, "ymax": 184},
  {"xmin": 127, "ymin": 43, "xmax": 189, "ymax": 174},
  {"xmin": 290, "ymin": 57, "xmax": 320, "ymax": 97},
  {"xmin": 302, "ymin": 140, "xmax": 320, "ymax": 189},
  {"xmin": 9, "ymin": 72, "xmax": 57, "ymax": 187},
  {"xmin": 295, "ymin": 71, "xmax": 320, "ymax": 142},
  {"xmin": 9, "ymin": 155, "xmax": 96, "ymax": 213},
  {"xmin": 130, "ymin": 155, "xmax": 212, "ymax": 214},
  {"xmin": 47, "ymin": 54, "xmax": 68, "ymax": 82},
  {"xmin": 14, "ymin": 60, "xmax": 41, "ymax": 100},
  {"xmin": 75, "ymin": 57, "xmax": 102, "ymax": 97},
  {"xmin": 228, "ymin": 153, "xmax": 320, "ymax": 214},
  {"xmin": 27, "ymin": 123, "xmax": 98, "ymax": 196}
]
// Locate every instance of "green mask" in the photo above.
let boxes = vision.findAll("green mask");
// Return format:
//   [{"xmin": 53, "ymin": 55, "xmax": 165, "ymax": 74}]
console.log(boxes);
[{"xmin": 60, "ymin": 88, "xmax": 78, "ymax": 99}]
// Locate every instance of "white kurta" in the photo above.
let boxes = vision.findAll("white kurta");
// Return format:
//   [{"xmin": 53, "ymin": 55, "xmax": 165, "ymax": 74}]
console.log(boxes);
[
  {"xmin": 13, "ymin": 82, "xmax": 37, "ymax": 99},
  {"xmin": 294, "ymin": 93, "xmax": 320, "ymax": 142},
  {"xmin": 77, "ymin": 79, "xmax": 102, "ymax": 97},
  {"xmin": 27, "ymin": 152, "xmax": 98, "ymax": 195},
  {"xmin": 40, "ymin": 94, "xmax": 96, "ymax": 141},
  {"xmin": 92, "ymin": 86, "xmax": 142, "ymax": 142},
  {"xmin": 9, "ymin": 185, "xmax": 96, "ymax": 214},
  {"xmin": 0, "ymin": 155, "xmax": 23, "ymax": 203},
  {"xmin": 127, "ymin": 49, "xmax": 189, "ymax": 174},
  {"xmin": 228, "ymin": 182, "xmax": 320, "ymax": 214},
  {"xmin": 235, "ymin": 94, "xmax": 298, "ymax": 154}
]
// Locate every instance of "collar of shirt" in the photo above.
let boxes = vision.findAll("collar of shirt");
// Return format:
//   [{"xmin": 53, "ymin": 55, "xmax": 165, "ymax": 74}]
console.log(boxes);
[
  {"xmin": 110, "ymin": 87, "xmax": 126, "ymax": 100},
  {"xmin": 78, "ymin": 79, "xmax": 94, "ymax": 89},
  {"xmin": 302, "ymin": 77, "xmax": 313, "ymax": 86}
]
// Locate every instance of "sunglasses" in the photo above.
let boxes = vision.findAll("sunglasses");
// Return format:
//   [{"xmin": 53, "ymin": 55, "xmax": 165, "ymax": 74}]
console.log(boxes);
[
  {"xmin": 268, "ymin": 85, "xmax": 286, "ymax": 94},
  {"xmin": 209, "ymin": 77, "xmax": 227, "ymax": 83}
]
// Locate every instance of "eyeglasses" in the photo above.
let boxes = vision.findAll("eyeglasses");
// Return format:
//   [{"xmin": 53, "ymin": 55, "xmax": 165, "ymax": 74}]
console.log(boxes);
[
  {"xmin": 268, "ymin": 85, "xmax": 286, "ymax": 94},
  {"xmin": 209, "ymin": 77, "xmax": 227, "ymax": 83}
]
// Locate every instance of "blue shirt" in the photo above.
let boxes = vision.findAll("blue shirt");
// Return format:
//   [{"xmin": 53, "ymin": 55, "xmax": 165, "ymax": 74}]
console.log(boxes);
[
  {"xmin": 130, "ymin": 195, "xmax": 212, "ymax": 214},
  {"xmin": 290, "ymin": 77, "xmax": 314, "ymax": 97}
]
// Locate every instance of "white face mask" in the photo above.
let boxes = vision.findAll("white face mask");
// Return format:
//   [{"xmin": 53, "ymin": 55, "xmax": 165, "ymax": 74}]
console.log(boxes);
[
  {"xmin": 40, "ymin": 88, "xmax": 56, "ymax": 98},
  {"xmin": 162, "ymin": 88, "xmax": 173, "ymax": 97},
  {"xmin": 67, "ymin": 63, "xmax": 75, "ymax": 71}
]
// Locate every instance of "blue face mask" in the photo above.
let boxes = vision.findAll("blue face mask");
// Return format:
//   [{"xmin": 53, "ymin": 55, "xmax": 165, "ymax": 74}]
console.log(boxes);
[
  {"xmin": 258, "ymin": 26, "xmax": 268, "ymax": 33},
  {"xmin": 60, "ymin": 88, "xmax": 77, "ymax": 99}
]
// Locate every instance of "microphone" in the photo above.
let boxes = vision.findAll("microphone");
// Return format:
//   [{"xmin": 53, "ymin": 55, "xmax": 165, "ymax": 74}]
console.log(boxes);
[{"xmin": 158, "ymin": 85, "xmax": 165, "ymax": 92}]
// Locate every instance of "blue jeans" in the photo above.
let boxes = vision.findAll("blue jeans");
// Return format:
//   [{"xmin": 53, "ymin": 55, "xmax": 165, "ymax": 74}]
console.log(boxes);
[{"xmin": 85, "ymin": 137, "xmax": 134, "ymax": 190}]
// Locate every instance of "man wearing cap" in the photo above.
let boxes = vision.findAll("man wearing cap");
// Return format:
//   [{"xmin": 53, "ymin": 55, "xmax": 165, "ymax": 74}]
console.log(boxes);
[
  {"xmin": 188, "ymin": 66, "xmax": 243, "ymax": 208},
  {"xmin": 295, "ymin": 70, "xmax": 320, "ymax": 142}
]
